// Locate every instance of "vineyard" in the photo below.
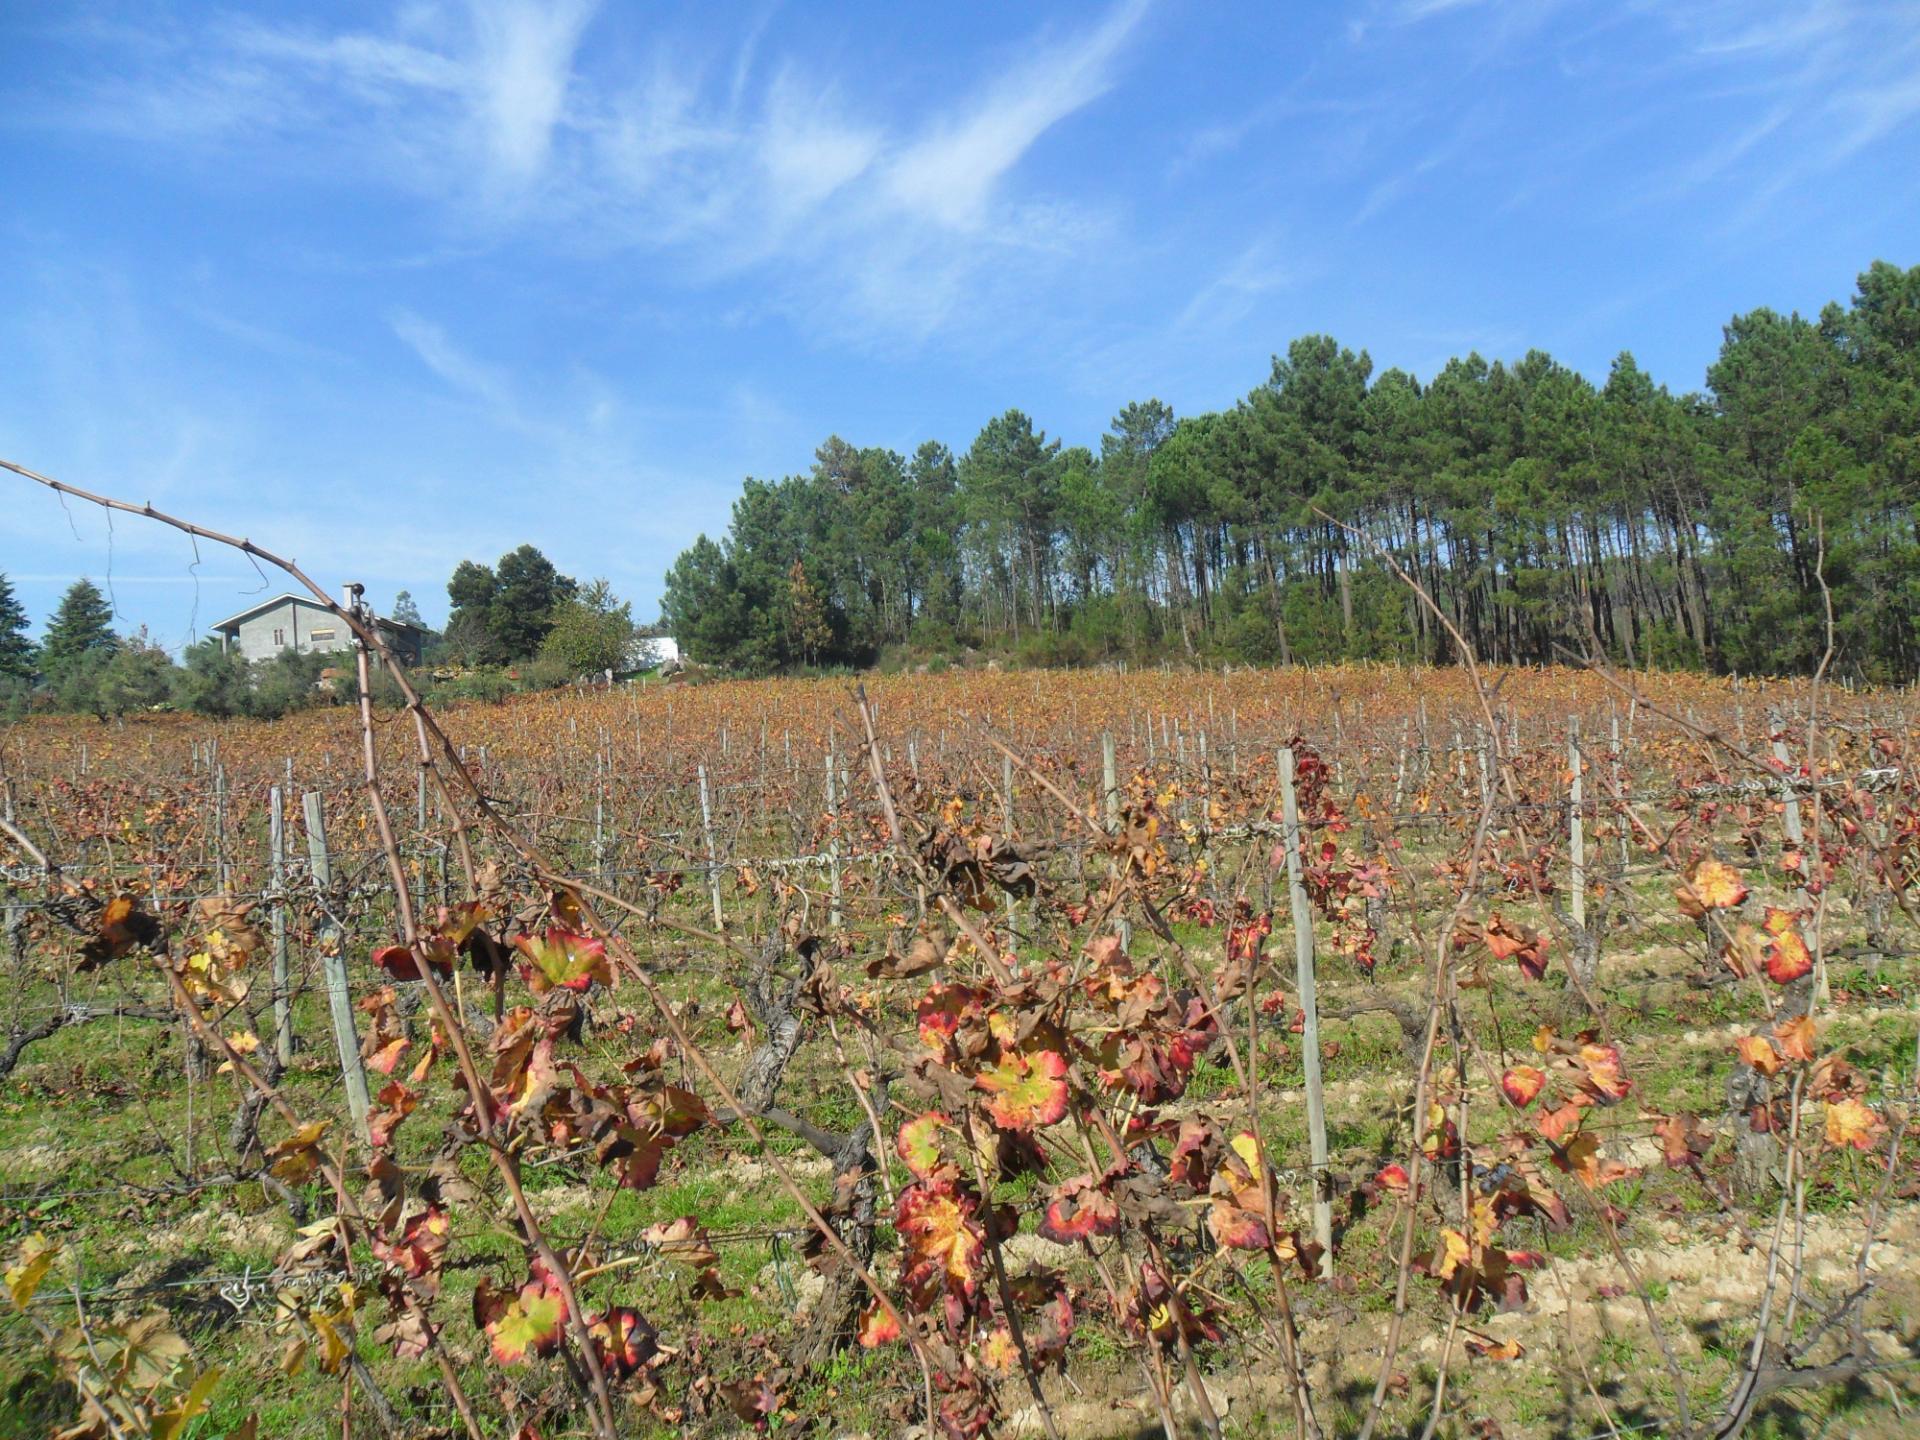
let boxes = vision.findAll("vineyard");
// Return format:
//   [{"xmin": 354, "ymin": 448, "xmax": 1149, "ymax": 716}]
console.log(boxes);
[{"xmin": 4, "ymin": 613, "xmax": 1920, "ymax": 1436}]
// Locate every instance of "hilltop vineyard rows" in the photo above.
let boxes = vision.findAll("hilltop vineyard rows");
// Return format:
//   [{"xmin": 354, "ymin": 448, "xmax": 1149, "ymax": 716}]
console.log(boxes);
[{"xmin": 3, "ymin": 661, "xmax": 1918, "ymax": 1439}]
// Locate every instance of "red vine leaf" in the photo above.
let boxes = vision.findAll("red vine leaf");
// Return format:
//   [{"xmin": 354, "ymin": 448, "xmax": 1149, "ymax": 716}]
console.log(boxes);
[
  {"xmin": 1038, "ymin": 1174, "xmax": 1120, "ymax": 1244},
  {"xmin": 1773, "ymin": 1015, "xmax": 1817, "ymax": 1063},
  {"xmin": 513, "ymin": 928, "xmax": 610, "ymax": 994},
  {"xmin": 896, "ymin": 1176, "xmax": 987, "ymax": 1309},
  {"xmin": 1761, "ymin": 909, "xmax": 1813, "ymax": 984},
  {"xmin": 857, "ymin": 1302, "xmax": 901, "ymax": 1348},
  {"xmin": 586, "ymin": 1306, "xmax": 654, "ymax": 1380},
  {"xmin": 1675, "ymin": 859, "xmax": 1747, "ymax": 918},
  {"xmin": 1500, "ymin": 1066, "xmax": 1546, "ymax": 1108},
  {"xmin": 1825, "ymin": 1098, "xmax": 1883, "ymax": 1151},
  {"xmin": 975, "ymin": 1049, "xmax": 1069, "ymax": 1132},
  {"xmin": 474, "ymin": 1273, "xmax": 568, "ymax": 1364},
  {"xmin": 896, "ymin": 1111, "xmax": 951, "ymax": 1180}
]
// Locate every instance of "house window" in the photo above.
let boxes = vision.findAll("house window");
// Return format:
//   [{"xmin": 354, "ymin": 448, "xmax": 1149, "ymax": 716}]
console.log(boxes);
[
  {"xmin": 309, "ymin": 628, "xmax": 336, "ymax": 641},
  {"xmin": 273, "ymin": 628, "xmax": 285, "ymax": 646}
]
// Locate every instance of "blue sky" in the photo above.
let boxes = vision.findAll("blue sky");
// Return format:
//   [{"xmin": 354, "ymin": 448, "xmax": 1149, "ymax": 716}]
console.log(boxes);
[{"xmin": 2, "ymin": 0, "xmax": 1916, "ymax": 648}]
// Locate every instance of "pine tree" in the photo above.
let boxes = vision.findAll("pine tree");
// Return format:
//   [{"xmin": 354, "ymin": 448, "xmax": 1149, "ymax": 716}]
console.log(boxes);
[
  {"xmin": 391, "ymin": 590, "xmax": 424, "ymax": 628},
  {"xmin": 0, "ymin": 572, "xmax": 33, "ymax": 681},
  {"xmin": 40, "ymin": 579, "xmax": 116, "ymax": 677}
]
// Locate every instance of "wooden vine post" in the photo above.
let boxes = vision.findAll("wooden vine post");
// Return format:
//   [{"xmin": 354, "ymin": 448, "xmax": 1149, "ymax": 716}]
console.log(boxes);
[
  {"xmin": 1768, "ymin": 711, "xmax": 1821, "ymax": 996},
  {"xmin": 1279, "ymin": 747, "xmax": 1333, "ymax": 1271},
  {"xmin": 825, "ymin": 748, "xmax": 843, "ymax": 931},
  {"xmin": 1568, "ymin": 716, "xmax": 1585, "ymax": 933},
  {"xmin": 1610, "ymin": 702, "xmax": 1630, "ymax": 871},
  {"xmin": 269, "ymin": 784, "xmax": 293, "ymax": 1067},
  {"xmin": 1102, "ymin": 730, "xmax": 1130, "ymax": 951},
  {"xmin": 303, "ymin": 789, "xmax": 370, "ymax": 1144},
  {"xmin": 1101, "ymin": 730, "xmax": 1119, "ymax": 830},
  {"xmin": 213, "ymin": 762, "xmax": 231, "ymax": 893}
]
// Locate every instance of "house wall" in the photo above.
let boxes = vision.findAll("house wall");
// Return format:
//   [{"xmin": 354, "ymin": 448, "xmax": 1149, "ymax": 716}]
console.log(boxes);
[
  {"xmin": 228, "ymin": 599, "xmax": 356, "ymax": 664},
  {"xmin": 378, "ymin": 623, "xmax": 424, "ymax": 668}
]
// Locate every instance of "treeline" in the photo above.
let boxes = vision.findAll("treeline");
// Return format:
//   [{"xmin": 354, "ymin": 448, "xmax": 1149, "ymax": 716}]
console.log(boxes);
[
  {"xmin": 0, "ymin": 577, "xmax": 302, "ymax": 720},
  {"xmin": 0, "ymin": 552, "xmax": 649, "ymax": 720},
  {"xmin": 440, "ymin": 544, "xmax": 641, "ymax": 677},
  {"xmin": 0, "ymin": 576, "xmax": 383, "ymax": 721},
  {"xmin": 663, "ymin": 260, "xmax": 1919, "ymax": 679}
]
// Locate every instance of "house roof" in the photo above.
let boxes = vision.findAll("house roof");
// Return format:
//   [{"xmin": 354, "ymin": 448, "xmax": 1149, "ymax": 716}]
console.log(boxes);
[
  {"xmin": 209, "ymin": 592, "xmax": 423, "ymax": 635},
  {"xmin": 209, "ymin": 593, "xmax": 313, "ymax": 632}
]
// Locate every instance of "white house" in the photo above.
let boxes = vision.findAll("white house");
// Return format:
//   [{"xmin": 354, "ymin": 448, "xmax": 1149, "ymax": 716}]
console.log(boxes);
[
  {"xmin": 640, "ymin": 635, "xmax": 681, "ymax": 669},
  {"xmin": 210, "ymin": 593, "xmax": 425, "ymax": 666}
]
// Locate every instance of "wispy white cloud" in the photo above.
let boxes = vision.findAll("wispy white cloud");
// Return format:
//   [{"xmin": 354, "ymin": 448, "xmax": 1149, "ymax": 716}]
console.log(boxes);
[
  {"xmin": 1829, "ymin": 68, "xmax": 1920, "ymax": 157},
  {"xmin": 756, "ymin": 69, "xmax": 882, "ymax": 224},
  {"xmin": 882, "ymin": 0, "xmax": 1151, "ymax": 230},
  {"xmin": 4, "ymin": 573, "xmax": 257, "ymax": 585},
  {"xmin": 1623, "ymin": 103, "xmax": 1791, "ymax": 207},
  {"xmin": 1685, "ymin": 2, "xmax": 1852, "ymax": 59},
  {"xmin": 1630, "ymin": 0, "xmax": 1920, "ymax": 213},
  {"xmin": 1353, "ymin": 0, "xmax": 1577, "ymax": 67},
  {"xmin": 1351, "ymin": 105, "xmax": 1493, "ymax": 224},
  {"xmin": 389, "ymin": 308, "xmax": 519, "ymax": 416},
  {"xmin": 466, "ymin": 0, "xmax": 599, "ymax": 179},
  {"xmin": 37, "ymin": 1, "xmax": 599, "ymax": 203},
  {"xmin": 1399, "ymin": 0, "xmax": 1487, "ymax": 19},
  {"xmin": 1176, "ymin": 237, "xmax": 1298, "ymax": 331},
  {"xmin": 229, "ymin": 24, "xmax": 466, "ymax": 96},
  {"xmin": 36, "ymin": 0, "xmax": 1156, "ymax": 350},
  {"xmin": 1166, "ymin": 91, "xmax": 1379, "ymax": 179}
]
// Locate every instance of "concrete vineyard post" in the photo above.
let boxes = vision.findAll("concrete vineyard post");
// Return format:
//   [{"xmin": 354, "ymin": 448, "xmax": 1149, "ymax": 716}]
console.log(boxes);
[
  {"xmin": 1279, "ymin": 747, "xmax": 1333, "ymax": 1272},
  {"xmin": 302, "ymin": 790, "xmax": 370, "ymax": 1145},
  {"xmin": 697, "ymin": 763, "xmax": 723, "ymax": 930}
]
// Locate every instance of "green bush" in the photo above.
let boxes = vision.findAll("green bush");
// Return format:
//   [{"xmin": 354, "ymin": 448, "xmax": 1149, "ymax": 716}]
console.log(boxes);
[{"xmin": 441, "ymin": 668, "xmax": 516, "ymax": 703}]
